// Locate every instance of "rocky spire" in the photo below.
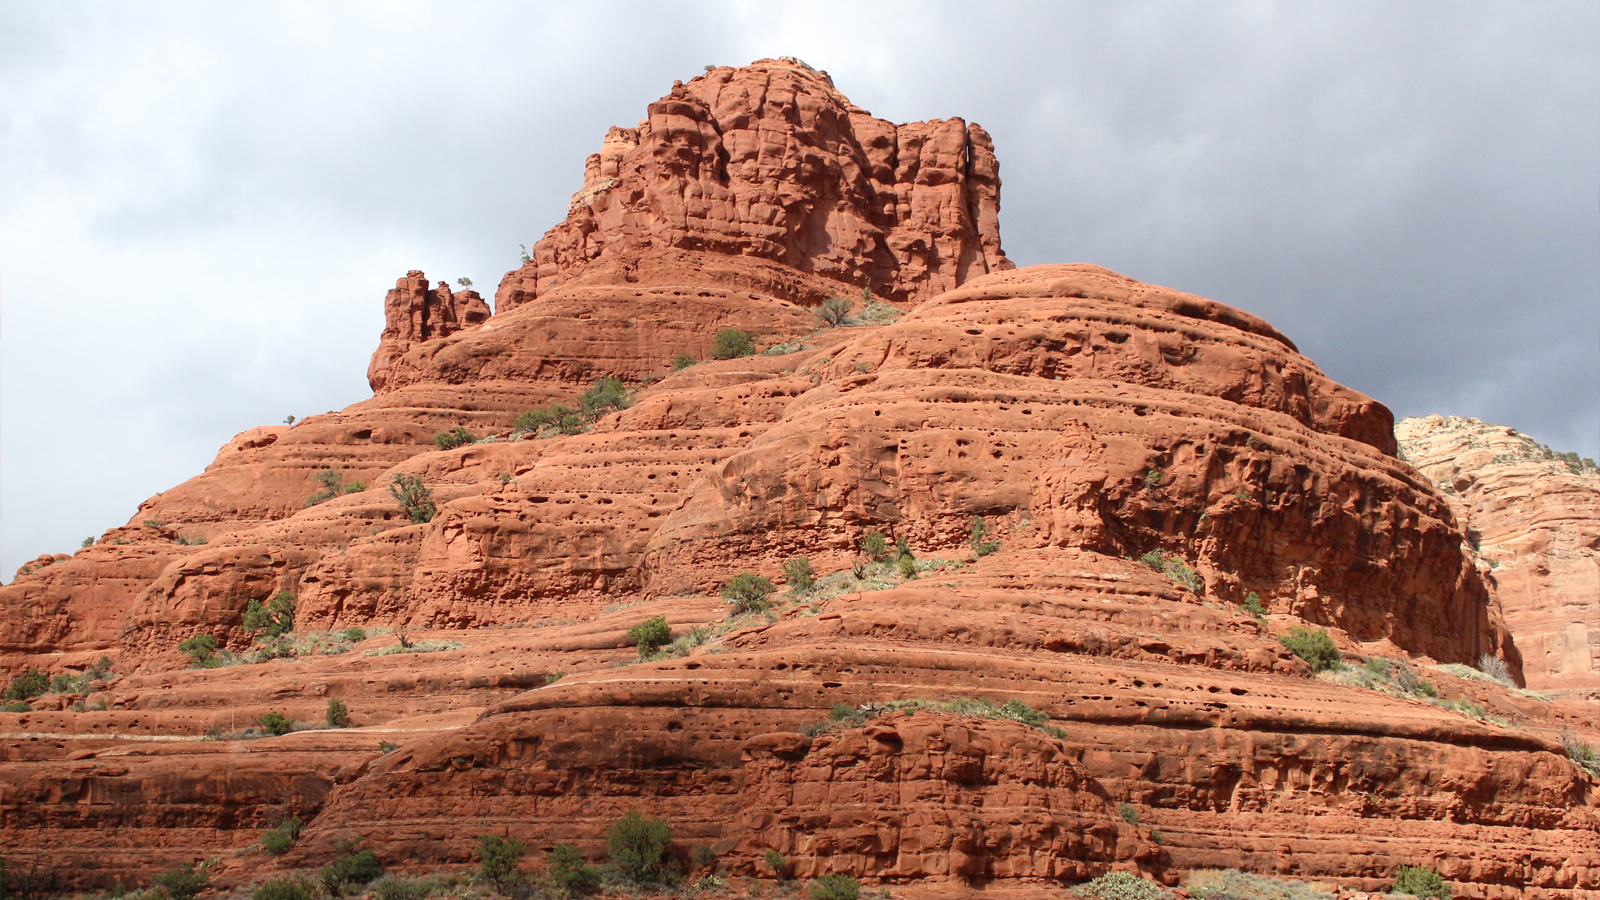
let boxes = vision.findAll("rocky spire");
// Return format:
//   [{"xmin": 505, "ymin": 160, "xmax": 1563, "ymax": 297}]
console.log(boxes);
[{"xmin": 495, "ymin": 57, "xmax": 1013, "ymax": 314}]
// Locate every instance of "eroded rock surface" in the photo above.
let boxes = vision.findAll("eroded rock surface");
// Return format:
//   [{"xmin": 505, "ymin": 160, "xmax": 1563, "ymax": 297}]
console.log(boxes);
[
  {"xmin": 494, "ymin": 58, "xmax": 1012, "ymax": 317},
  {"xmin": 1, "ymin": 60, "xmax": 1594, "ymax": 899},
  {"xmin": 1398, "ymin": 415, "xmax": 1600, "ymax": 697}
]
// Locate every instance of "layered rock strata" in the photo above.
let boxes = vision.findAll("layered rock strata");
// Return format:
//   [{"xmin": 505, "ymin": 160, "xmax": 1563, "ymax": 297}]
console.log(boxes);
[
  {"xmin": 494, "ymin": 58, "xmax": 1012, "ymax": 316},
  {"xmin": 0, "ymin": 60, "xmax": 1592, "ymax": 899},
  {"xmin": 1397, "ymin": 415, "xmax": 1600, "ymax": 697}
]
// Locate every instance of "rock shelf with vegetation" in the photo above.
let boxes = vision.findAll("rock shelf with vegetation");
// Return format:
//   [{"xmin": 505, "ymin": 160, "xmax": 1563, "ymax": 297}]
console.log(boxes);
[{"xmin": 2, "ymin": 58, "xmax": 1597, "ymax": 900}]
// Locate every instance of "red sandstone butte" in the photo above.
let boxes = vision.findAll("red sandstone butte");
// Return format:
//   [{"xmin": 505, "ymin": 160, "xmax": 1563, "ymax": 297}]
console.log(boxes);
[{"xmin": 2, "ymin": 59, "xmax": 1597, "ymax": 899}]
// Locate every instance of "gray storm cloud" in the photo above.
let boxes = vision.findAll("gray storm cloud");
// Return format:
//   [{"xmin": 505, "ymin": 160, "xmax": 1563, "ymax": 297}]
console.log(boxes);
[{"xmin": 2, "ymin": 0, "xmax": 1596, "ymax": 576}]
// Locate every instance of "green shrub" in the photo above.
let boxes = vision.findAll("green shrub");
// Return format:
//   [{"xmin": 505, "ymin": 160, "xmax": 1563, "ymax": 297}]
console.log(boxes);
[
  {"xmin": 547, "ymin": 845, "xmax": 600, "ymax": 897},
  {"xmin": 710, "ymin": 329, "xmax": 756, "ymax": 359},
  {"xmin": 243, "ymin": 592, "xmax": 295, "ymax": 638},
  {"xmin": 783, "ymin": 557, "xmax": 815, "ymax": 594},
  {"xmin": 860, "ymin": 532, "xmax": 890, "ymax": 562},
  {"xmin": 815, "ymin": 297, "xmax": 853, "ymax": 327},
  {"xmin": 261, "ymin": 711, "xmax": 293, "ymax": 737},
  {"xmin": 326, "ymin": 698, "xmax": 351, "ymax": 728},
  {"xmin": 1076, "ymin": 871, "xmax": 1165, "ymax": 900},
  {"xmin": 671, "ymin": 353, "xmax": 697, "ymax": 371},
  {"xmin": 1393, "ymin": 865, "xmax": 1451, "ymax": 899},
  {"xmin": 305, "ymin": 469, "xmax": 350, "ymax": 506},
  {"xmin": 343, "ymin": 627, "xmax": 367, "ymax": 643},
  {"xmin": 721, "ymin": 573, "xmax": 776, "ymax": 614},
  {"xmin": 969, "ymin": 516, "xmax": 1000, "ymax": 557},
  {"xmin": 260, "ymin": 816, "xmax": 304, "ymax": 855},
  {"xmin": 153, "ymin": 863, "xmax": 210, "ymax": 900},
  {"xmin": 809, "ymin": 874, "xmax": 860, "ymax": 900},
  {"xmin": 626, "ymin": 617, "xmax": 673, "ymax": 655},
  {"xmin": 1240, "ymin": 592, "xmax": 1267, "ymax": 618},
  {"xmin": 344, "ymin": 481, "xmax": 366, "ymax": 493},
  {"xmin": 4, "ymin": 669, "xmax": 49, "ymax": 702},
  {"xmin": 319, "ymin": 846, "xmax": 383, "ymax": 893},
  {"xmin": 1279, "ymin": 626, "xmax": 1340, "ymax": 672},
  {"xmin": 372, "ymin": 876, "xmax": 431, "ymax": 900},
  {"xmin": 690, "ymin": 845, "xmax": 717, "ymax": 870},
  {"xmin": 476, "ymin": 834, "xmax": 526, "ymax": 891},
  {"xmin": 515, "ymin": 409, "xmax": 553, "ymax": 433},
  {"xmin": 896, "ymin": 555, "xmax": 918, "ymax": 579},
  {"xmin": 1, "ymin": 701, "xmax": 29, "ymax": 713},
  {"xmin": 253, "ymin": 879, "xmax": 313, "ymax": 900},
  {"xmin": 997, "ymin": 698, "xmax": 1047, "ymax": 727},
  {"xmin": 1139, "ymin": 550, "xmax": 1204, "ymax": 595},
  {"xmin": 82, "ymin": 536, "xmax": 95, "ymax": 548},
  {"xmin": 1117, "ymin": 803, "xmax": 1139, "ymax": 825},
  {"xmin": 389, "ymin": 473, "xmax": 437, "ymax": 524},
  {"xmin": 178, "ymin": 634, "xmax": 221, "ymax": 668},
  {"xmin": 762, "ymin": 849, "xmax": 789, "ymax": 880},
  {"xmin": 433, "ymin": 426, "xmax": 477, "ymax": 451},
  {"xmin": 605, "ymin": 808, "xmax": 675, "ymax": 885},
  {"xmin": 578, "ymin": 377, "xmax": 631, "ymax": 420}
]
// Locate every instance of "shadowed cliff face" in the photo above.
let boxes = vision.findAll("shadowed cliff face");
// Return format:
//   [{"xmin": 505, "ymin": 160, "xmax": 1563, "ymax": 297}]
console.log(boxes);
[{"xmin": 2, "ymin": 60, "xmax": 1594, "ymax": 899}]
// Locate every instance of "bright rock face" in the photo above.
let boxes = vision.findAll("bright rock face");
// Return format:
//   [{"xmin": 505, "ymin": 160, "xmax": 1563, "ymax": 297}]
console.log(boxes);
[
  {"xmin": 2, "ymin": 61, "xmax": 1597, "ymax": 899},
  {"xmin": 1397, "ymin": 415, "xmax": 1600, "ymax": 697},
  {"xmin": 494, "ymin": 58, "xmax": 1012, "ymax": 315},
  {"xmin": 368, "ymin": 272, "xmax": 491, "ymax": 393}
]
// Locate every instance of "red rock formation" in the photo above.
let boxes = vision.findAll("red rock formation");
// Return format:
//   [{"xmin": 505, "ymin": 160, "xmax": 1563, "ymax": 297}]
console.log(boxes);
[
  {"xmin": 1397, "ymin": 415, "xmax": 1600, "ymax": 697},
  {"xmin": 1, "ymin": 61, "xmax": 1595, "ymax": 899},
  {"xmin": 494, "ymin": 58, "xmax": 1012, "ymax": 316},
  {"xmin": 368, "ymin": 272, "xmax": 491, "ymax": 393}
]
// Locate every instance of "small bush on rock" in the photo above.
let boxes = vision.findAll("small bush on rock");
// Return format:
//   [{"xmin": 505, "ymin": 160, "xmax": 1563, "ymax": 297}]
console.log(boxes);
[
  {"xmin": 762, "ymin": 850, "xmax": 789, "ymax": 880},
  {"xmin": 1240, "ymin": 592, "xmax": 1267, "ymax": 619},
  {"xmin": 253, "ymin": 879, "xmax": 313, "ymax": 900},
  {"xmin": 605, "ymin": 808, "xmax": 675, "ymax": 885},
  {"xmin": 476, "ymin": 834, "xmax": 526, "ymax": 891},
  {"xmin": 1279, "ymin": 626, "xmax": 1340, "ymax": 672},
  {"xmin": 626, "ymin": 617, "xmax": 673, "ymax": 655},
  {"xmin": 260, "ymin": 816, "xmax": 304, "ymax": 855},
  {"xmin": 319, "ymin": 845, "xmax": 383, "ymax": 894},
  {"xmin": 4, "ymin": 669, "xmax": 49, "ymax": 702},
  {"xmin": 783, "ymin": 557, "xmax": 815, "ymax": 594},
  {"xmin": 547, "ymin": 845, "xmax": 600, "ymax": 897},
  {"xmin": 969, "ymin": 517, "xmax": 1000, "ymax": 557},
  {"xmin": 1076, "ymin": 871, "xmax": 1166, "ymax": 900},
  {"xmin": 860, "ymin": 532, "xmax": 889, "ymax": 562},
  {"xmin": 243, "ymin": 592, "xmax": 295, "ymax": 638},
  {"xmin": 1476, "ymin": 653, "xmax": 1516, "ymax": 688},
  {"xmin": 721, "ymin": 573, "xmax": 776, "ymax": 613},
  {"xmin": 815, "ymin": 297, "xmax": 853, "ymax": 327},
  {"xmin": 433, "ymin": 426, "xmax": 477, "ymax": 451},
  {"xmin": 671, "ymin": 353, "xmax": 697, "ymax": 370},
  {"xmin": 325, "ymin": 698, "xmax": 351, "ymax": 728},
  {"xmin": 261, "ymin": 711, "xmax": 293, "ymax": 737},
  {"xmin": 809, "ymin": 874, "xmax": 860, "ymax": 900},
  {"xmin": 578, "ymin": 377, "xmax": 631, "ymax": 421},
  {"xmin": 1393, "ymin": 865, "xmax": 1451, "ymax": 899},
  {"xmin": 710, "ymin": 329, "xmax": 756, "ymax": 359},
  {"xmin": 372, "ymin": 876, "xmax": 431, "ymax": 900},
  {"xmin": 178, "ymin": 635, "xmax": 221, "ymax": 668},
  {"xmin": 153, "ymin": 862, "xmax": 211, "ymax": 900},
  {"xmin": 389, "ymin": 473, "xmax": 437, "ymax": 524}
]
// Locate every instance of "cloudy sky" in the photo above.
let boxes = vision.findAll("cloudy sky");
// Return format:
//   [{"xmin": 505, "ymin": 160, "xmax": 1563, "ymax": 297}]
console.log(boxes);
[{"xmin": 2, "ymin": 0, "xmax": 1596, "ymax": 577}]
